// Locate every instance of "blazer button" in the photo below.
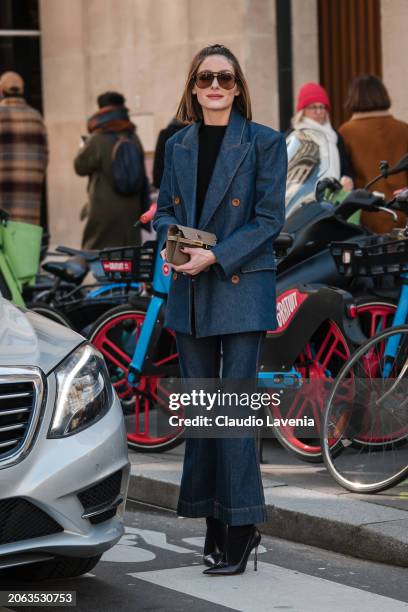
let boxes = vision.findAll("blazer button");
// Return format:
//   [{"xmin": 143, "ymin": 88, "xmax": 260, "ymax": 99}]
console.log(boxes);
[
  {"xmin": 173, "ymin": 196, "xmax": 180, "ymax": 205},
  {"xmin": 231, "ymin": 274, "xmax": 240, "ymax": 284},
  {"xmin": 173, "ymin": 272, "xmax": 178, "ymax": 280},
  {"xmin": 232, "ymin": 198, "xmax": 240, "ymax": 207}
]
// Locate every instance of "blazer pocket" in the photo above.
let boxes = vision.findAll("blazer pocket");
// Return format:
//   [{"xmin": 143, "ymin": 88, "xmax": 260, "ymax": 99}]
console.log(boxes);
[{"xmin": 240, "ymin": 252, "xmax": 277, "ymax": 273}]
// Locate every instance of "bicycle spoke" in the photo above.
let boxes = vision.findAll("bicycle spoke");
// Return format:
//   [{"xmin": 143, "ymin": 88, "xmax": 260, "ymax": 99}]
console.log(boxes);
[{"xmin": 322, "ymin": 326, "xmax": 408, "ymax": 492}]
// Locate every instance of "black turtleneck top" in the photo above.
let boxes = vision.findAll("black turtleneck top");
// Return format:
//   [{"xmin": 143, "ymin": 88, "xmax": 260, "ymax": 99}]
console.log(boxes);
[{"xmin": 196, "ymin": 124, "xmax": 227, "ymax": 224}]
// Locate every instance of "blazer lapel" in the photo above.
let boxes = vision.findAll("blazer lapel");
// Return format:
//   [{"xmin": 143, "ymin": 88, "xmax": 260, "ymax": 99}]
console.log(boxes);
[
  {"xmin": 173, "ymin": 122, "xmax": 199, "ymax": 227},
  {"xmin": 198, "ymin": 108, "xmax": 250, "ymax": 230}
]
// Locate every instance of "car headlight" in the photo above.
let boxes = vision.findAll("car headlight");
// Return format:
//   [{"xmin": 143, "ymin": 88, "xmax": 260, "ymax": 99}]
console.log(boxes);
[{"xmin": 49, "ymin": 343, "xmax": 114, "ymax": 438}]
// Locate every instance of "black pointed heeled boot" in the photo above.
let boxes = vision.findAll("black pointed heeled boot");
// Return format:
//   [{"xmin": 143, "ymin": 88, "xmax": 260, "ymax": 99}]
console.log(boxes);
[
  {"xmin": 203, "ymin": 524, "xmax": 261, "ymax": 576},
  {"xmin": 203, "ymin": 517, "xmax": 226, "ymax": 567}
]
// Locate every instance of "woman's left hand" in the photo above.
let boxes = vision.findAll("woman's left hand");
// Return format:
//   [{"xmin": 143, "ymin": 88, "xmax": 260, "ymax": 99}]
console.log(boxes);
[{"xmin": 172, "ymin": 247, "xmax": 217, "ymax": 276}]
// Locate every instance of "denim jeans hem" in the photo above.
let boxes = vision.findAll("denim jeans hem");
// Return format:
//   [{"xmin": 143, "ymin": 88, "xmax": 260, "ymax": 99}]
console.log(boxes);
[
  {"xmin": 177, "ymin": 497, "xmax": 267, "ymax": 526},
  {"xmin": 213, "ymin": 500, "xmax": 267, "ymax": 526},
  {"xmin": 177, "ymin": 497, "xmax": 214, "ymax": 519}
]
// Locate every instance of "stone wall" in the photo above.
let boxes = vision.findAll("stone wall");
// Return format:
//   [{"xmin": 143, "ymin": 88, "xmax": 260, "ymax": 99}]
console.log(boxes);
[
  {"xmin": 40, "ymin": 0, "xmax": 280, "ymax": 248},
  {"xmin": 291, "ymin": 0, "xmax": 319, "ymax": 109},
  {"xmin": 381, "ymin": 0, "xmax": 408, "ymax": 122}
]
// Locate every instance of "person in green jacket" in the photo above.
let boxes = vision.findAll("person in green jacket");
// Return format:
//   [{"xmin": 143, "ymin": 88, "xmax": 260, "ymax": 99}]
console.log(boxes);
[{"xmin": 74, "ymin": 91, "xmax": 149, "ymax": 250}]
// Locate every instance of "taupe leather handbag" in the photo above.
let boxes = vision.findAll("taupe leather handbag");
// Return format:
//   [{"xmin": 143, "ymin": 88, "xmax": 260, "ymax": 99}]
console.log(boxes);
[{"xmin": 166, "ymin": 224, "xmax": 217, "ymax": 266}]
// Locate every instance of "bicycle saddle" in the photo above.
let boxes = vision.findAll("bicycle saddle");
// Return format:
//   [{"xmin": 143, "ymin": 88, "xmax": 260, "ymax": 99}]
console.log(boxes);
[
  {"xmin": 42, "ymin": 255, "xmax": 89, "ymax": 285},
  {"xmin": 56, "ymin": 245, "xmax": 100, "ymax": 262}
]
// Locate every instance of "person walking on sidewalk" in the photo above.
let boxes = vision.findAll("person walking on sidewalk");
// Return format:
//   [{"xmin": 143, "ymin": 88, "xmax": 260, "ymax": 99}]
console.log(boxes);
[
  {"xmin": 74, "ymin": 91, "xmax": 149, "ymax": 250},
  {"xmin": 339, "ymin": 74, "xmax": 408, "ymax": 234},
  {"xmin": 153, "ymin": 43, "xmax": 287, "ymax": 576},
  {"xmin": 0, "ymin": 71, "xmax": 48, "ymax": 225}
]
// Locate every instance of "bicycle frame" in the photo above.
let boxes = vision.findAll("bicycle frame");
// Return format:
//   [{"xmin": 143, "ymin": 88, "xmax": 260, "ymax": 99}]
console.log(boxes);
[
  {"xmin": 127, "ymin": 248, "xmax": 171, "ymax": 384},
  {"xmin": 87, "ymin": 282, "xmax": 140, "ymax": 299},
  {"xmin": 382, "ymin": 273, "xmax": 408, "ymax": 377}
]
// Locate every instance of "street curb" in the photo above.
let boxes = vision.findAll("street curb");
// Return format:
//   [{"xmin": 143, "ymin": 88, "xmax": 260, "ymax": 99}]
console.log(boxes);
[
  {"xmin": 128, "ymin": 472, "xmax": 408, "ymax": 568},
  {"xmin": 263, "ymin": 506, "xmax": 408, "ymax": 568},
  {"xmin": 128, "ymin": 474, "xmax": 179, "ymax": 510}
]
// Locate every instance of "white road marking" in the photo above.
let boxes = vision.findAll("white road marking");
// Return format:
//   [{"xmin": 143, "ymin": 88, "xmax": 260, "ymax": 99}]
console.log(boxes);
[
  {"xmin": 102, "ymin": 527, "xmax": 195, "ymax": 563},
  {"xmin": 101, "ymin": 533, "xmax": 155, "ymax": 563},
  {"xmin": 182, "ymin": 536, "xmax": 206, "ymax": 548},
  {"xmin": 125, "ymin": 526, "xmax": 193, "ymax": 553},
  {"xmin": 129, "ymin": 562, "xmax": 408, "ymax": 612}
]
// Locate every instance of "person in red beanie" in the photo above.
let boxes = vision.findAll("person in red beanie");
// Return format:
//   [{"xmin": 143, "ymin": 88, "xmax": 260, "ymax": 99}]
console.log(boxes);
[{"xmin": 286, "ymin": 82, "xmax": 353, "ymax": 210}]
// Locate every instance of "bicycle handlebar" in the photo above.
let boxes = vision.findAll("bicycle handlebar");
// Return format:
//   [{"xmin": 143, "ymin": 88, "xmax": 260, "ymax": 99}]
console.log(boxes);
[
  {"xmin": 364, "ymin": 153, "xmax": 408, "ymax": 190},
  {"xmin": 335, "ymin": 187, "xmax": 408, "ymax": 221},
  {"xmin": 134, "ymin": 202, "xmax": 157, "ymax": 228},
  {"xmin": 140, "ymin": 202, "xmax": 157, "ymax": 224}
]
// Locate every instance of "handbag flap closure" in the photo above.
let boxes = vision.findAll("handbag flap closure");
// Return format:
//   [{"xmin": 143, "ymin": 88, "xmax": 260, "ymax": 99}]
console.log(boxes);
[{"xmin": 167, "ymin": 224, "xmax": 217, "ymax": 246}]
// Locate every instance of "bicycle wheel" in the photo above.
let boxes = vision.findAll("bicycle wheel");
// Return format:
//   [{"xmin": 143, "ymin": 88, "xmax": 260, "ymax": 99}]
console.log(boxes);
[
  {"xmin": 267, "ymin": 319, "xmax": 351, "ymax": 463},
  {"xmin": 88, "ymin": 301, "xmax": 183, "ymax": 452},
  {"xmin": 354, "ymin": 295, "xmax": 397, "ymax": 339},
  {"xmin": 29, "ymin": 303, "xmax": 72, "ymax": 328},
  {"xmin": 321, "ymin": 325, "xmax": 408, "ymax": 493}
]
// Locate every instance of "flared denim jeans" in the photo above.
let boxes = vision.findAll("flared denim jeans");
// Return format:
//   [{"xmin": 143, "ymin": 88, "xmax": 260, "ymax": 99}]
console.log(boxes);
[{"xmin": 175, "ymin": 330, "xmax": 267, "ymax": 526}]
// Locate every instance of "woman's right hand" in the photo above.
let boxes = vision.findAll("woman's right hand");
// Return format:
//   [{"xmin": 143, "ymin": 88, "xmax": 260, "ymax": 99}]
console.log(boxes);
[{"xmin": 160, "ymin": 248, "xmax": 167, "ymax": 261}]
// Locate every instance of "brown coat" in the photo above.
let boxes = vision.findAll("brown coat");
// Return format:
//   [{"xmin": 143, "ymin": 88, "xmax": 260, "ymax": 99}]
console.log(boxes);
[
  {"xmin": 339, "ymin": 112, "xmax": 408, "ymax": 233},
  {"xmin": 74, "ymin": 132, "xmax": 146, "ymax": 249}
]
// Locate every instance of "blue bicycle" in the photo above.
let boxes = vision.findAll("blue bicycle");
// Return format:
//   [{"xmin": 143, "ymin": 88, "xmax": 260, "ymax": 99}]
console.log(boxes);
[{"xmin": 322, "ymin": 187, "xmax": 408, "ymax": 492}]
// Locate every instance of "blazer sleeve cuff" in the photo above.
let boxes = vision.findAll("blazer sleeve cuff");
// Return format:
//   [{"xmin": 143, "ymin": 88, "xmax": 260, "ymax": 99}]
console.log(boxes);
[{"xmin": 211, "ymin": 243, "xmax": 237, "ymax": 278}]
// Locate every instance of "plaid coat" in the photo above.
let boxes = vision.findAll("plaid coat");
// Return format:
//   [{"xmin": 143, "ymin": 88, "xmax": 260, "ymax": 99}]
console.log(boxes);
[{"xmin": 0, "ymin": 97, "xmax": 48, "ymax": 224}]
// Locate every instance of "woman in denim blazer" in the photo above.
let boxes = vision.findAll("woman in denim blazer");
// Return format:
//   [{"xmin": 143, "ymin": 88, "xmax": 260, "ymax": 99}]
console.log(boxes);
[{"xmin": 153, "ymin": 44, "xmax": 287, "ymax": 576}]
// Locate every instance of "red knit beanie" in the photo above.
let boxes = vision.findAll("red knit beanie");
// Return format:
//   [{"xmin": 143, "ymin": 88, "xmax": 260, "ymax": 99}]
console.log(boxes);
[{"xmin": 296, "ymin": 82, "xmax": 331, "ymax": 112}]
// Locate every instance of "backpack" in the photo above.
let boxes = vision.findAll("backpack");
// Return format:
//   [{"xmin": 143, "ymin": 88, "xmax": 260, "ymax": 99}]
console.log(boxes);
[{"xmin": 111, "ymin": 135, "xmax": 145, "ymax": 196}]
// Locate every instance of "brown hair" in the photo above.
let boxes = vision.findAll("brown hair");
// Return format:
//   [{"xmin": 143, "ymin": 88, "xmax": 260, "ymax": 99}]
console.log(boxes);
[
  {"xmin": 176, "ymin": 44, "xmax": 252, "ymax": 123},
  {"xmin": 346, "ymin": 74, "xmax": 391, "ymax": 113}
]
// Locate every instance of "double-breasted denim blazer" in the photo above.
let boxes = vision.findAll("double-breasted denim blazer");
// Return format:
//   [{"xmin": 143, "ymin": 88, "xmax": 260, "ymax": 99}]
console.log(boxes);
[{"xmin": 153, "ymin": 107, "xmax": 287, "ymax": 338}]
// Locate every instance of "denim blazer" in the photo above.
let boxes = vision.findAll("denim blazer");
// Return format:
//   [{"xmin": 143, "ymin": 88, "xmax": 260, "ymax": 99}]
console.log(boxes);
[{"xmin": 153, "ymin": 107, "xmax": 287, "ymax": 337}]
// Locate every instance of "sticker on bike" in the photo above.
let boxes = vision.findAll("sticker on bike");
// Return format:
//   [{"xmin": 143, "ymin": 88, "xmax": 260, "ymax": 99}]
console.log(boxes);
[{"xmin": 273, "ymin": 288, "xmax": 309, "ymax": 332}]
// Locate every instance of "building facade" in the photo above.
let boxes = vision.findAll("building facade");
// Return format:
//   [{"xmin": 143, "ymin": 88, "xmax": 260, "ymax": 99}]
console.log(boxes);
[{"xmin": 1, "ymin": 0, "xmax": 407, "ymax": 247}]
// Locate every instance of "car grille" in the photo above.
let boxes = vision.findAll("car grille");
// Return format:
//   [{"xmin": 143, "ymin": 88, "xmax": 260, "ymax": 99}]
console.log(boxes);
[
  {"xmin": 0, "ymin": 498, "xmax": 62, "ymax": 545},
  {"xmin": 0, "ymin": 368, "xmax": 43, "ymax": 468},
  {"xmin": 78, "ymin": 470, "xmax": 123, "ymax": 524},
  {"xmin": 0, "ymin": 382, "xmax": 36, "ymax": 458},
  {"xmin": 0, "ymin": 381, "xmax": 36, "ymax": 462}
]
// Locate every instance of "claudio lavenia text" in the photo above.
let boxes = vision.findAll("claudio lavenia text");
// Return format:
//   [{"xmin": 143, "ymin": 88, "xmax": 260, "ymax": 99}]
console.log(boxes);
[{"xmin": 168, "ymin": 415, "xmax": 315, "ymax": 428}]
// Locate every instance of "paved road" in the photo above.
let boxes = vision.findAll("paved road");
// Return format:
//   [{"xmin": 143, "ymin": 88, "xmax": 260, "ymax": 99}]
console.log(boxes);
[{"xmin": 2, "ymin": 500, "xmax": 408, "ymax": 611}]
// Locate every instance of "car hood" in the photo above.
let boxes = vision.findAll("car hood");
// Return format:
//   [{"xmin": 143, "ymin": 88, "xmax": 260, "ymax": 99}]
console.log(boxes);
[{"xmin": 0, "ymin": 298, "xmax": 84, "ymax": 374}]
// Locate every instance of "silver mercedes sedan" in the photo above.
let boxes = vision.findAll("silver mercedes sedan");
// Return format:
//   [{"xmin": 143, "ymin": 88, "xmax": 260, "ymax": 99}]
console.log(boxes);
[{"xmin": 0, "ymin": 297, "xmax": 130, "ymax": 580}]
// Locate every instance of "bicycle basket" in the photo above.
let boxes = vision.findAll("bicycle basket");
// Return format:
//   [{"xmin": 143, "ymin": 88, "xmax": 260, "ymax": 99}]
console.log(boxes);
[
  {"xmin": 330, "ymin": 233, "xmax": 408, "ymax": 278},
  {"xmin": 99, "ymin": 241, "xmax": 157, "ymax": 281},
  {"xmin": 2, "ymin": 219, "xmax": 43, "ymax": 283}
]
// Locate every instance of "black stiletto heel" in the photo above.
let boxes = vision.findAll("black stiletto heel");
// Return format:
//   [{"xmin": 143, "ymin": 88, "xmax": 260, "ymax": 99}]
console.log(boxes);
[
  {"xmin": 204, "ymin": 526, "xmax": 261, "ymax": 576},
  {"xmin": 203, "ymin": 517, "xmax": 226, "ymax": 567}
]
